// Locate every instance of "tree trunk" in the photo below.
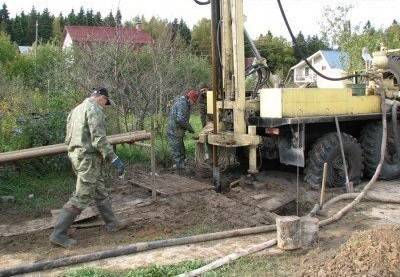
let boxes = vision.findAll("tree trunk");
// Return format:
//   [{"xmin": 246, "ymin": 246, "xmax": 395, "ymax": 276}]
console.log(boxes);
[{"xmin": 276, "ymin": 216, "xmax": 302, "ymax": 250}]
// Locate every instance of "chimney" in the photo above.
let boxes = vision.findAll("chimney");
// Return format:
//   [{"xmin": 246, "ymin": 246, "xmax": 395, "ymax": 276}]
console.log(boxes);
[{"xmin": 135, "ymin": 20, "xmax": 142, "ymax": 31}]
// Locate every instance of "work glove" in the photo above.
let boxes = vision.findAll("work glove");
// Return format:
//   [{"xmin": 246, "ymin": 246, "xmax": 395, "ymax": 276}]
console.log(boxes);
[{"xmin": 112, "ymin": 157, "xmax": 125, "ymax": 178}]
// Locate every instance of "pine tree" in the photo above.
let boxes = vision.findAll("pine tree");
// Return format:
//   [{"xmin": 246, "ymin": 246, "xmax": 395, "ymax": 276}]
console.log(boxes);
[
  {"xmin": 76, "ymin": 7, "xmax": 86, "ymax": 25},
  {"xmin": 294, "ymin": 32, "xmax": 306, "ymax": 62},
  {"xmin": 0, "ymin": 3, "xmax": 11, "ymax": 34},
  {"xmin": 52, "ymin": 16, "xmax": 63, "ymax": 43},
  {"xmin": 11, "ymin": 12, "xmax": 28, "ymax": 45},
  {"xmin": 67, "ymin": 9, "xmax": 77, "ymax": 25},
  {"xmin": 94, "ymin": 11, "xmax": 102, "ymax": 26},
  {"xmin": 116, "ymin": 9, "xmax": 122, "ymax": 26},
  {"xmin": 39, "ymin": 8, "xmax": 53, "ymax": 43},
  {"xmin": 169, "ymin": 18, "xmax": 179, "ymax": 42},
  {"xmin": 178, "ymin": 18, "xmax": 191, "ymax": 45},
  {"xmin": 27, "ymin": 6, "xmax": 38, "ymax": 45},
  {"xmin": 86, "ymin": 9, "xmax": 94, "ymax": 26},
  {"xmin": 103, "ymin": 12, "xmax": 116, "ymax": 27}
]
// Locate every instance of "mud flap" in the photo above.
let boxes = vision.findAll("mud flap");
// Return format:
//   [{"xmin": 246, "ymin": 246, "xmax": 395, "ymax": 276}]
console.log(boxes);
[{"xmin": 278, "ymin": 124, "xmax": 305, "ymax": 167}]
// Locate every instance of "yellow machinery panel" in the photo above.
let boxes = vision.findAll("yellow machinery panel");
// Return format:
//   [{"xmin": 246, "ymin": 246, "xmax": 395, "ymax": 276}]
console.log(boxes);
[
  {"xmin": 211, "ymin": 88, "xmax": 381, "ymax": 118},
  {"xmin": 282, "ymin": 88, "xmax": 381, "ymax": 117},
  {"xmin": 206, "ymin": 90, "xmax": 214, "ymax": 114}
]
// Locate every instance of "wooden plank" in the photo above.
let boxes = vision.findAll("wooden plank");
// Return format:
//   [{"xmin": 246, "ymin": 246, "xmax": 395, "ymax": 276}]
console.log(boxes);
[
  {"xmin": 251, "ymin": 193, "xmax": 270, "ymax": 201},
  {"xmin": 257, "ymin": 194, "xmax": 296, "ymax": 212},
  {"xmin": 231, "ymin": 0, "xmax": 246, "ymax": 134},
  {"xmin": 0, "ymin": 199, "xmax": 146, "ymax": 237},
  {"xmin": 128, "ymin": 180, "xmax": 168, "ymax": 196},
  {"xmin": 129, "ymin": 174, "xmax": 212, "ymax": 196}
]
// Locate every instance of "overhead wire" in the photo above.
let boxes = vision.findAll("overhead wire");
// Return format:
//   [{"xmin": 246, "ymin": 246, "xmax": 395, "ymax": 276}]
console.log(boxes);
[
  {"xmin": 276, "ymin": 0, "xmax": 362, "ymax": 81},
  {"xmin": 193, "ymin": 0, "xmax": 211, "ymax": 5}
]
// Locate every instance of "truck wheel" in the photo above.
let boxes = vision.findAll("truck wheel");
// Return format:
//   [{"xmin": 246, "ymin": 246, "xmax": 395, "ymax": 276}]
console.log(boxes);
[
  {"xmin": 360, "ymin": 121, "xmax": 400, "ymax": 180},
  {"xmin": 387, "ymin": 55, "xmax": 400, "ymax": 85},
  {"xmin": 305, "ymin": 132, "xmax": 363, "ymax": 189}
]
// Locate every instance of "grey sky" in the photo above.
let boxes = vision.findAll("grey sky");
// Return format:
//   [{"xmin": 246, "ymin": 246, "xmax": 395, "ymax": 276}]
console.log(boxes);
[{"xmin": 3, "ymin": 0, "xmax": 400, "ymax": 39}]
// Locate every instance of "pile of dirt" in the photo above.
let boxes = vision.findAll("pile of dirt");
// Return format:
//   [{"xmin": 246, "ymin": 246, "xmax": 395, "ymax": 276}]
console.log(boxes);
[{"xmin": 304, "ymin": 225, "xmax": 400, "ymax": 277}]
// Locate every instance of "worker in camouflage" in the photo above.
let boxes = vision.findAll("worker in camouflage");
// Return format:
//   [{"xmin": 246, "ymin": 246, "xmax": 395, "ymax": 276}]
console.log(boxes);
[
  {"xmin": 50, "ymin": 87, "xmax": 127, "ymax": 248},
  {"xmin": 167, "ymin": 90, "xmax": 199, "ymax": 172}
]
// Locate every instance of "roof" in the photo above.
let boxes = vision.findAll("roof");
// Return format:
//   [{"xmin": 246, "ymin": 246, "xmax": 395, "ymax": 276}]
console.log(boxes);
[
  {"xmin": 18, "ymin": 46, "xmax": 32, "ymax": 54},
  {"xmin": 64, "ymin": 26, "xmax": 153, "ymax": 45},
  {"xmin": 321, "ymin": 50, "xmax": 349, "ymax": 70},
  {"xmin": 290, "ymin": 50, "xmax": 349, "ymax": 70}
]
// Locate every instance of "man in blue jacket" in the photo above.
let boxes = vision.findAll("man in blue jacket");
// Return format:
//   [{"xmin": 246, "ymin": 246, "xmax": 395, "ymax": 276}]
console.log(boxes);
[{"xmin": 167, "ymin": 90, "xmax": 199, "ymax": 173}]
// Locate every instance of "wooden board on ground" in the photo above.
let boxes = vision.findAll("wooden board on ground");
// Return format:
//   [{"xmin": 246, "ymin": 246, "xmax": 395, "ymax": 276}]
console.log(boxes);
[
  {"xmin": 251, "ymin": 193, "xmax": 270, "ymax": 200},
  {"xmin": 0, "ymin": 199, "xmax": 146, "ymax": 237},
  {"xmin": 257, "ymin": 193, "xmax": 296, "ymax": 211},
  {"xmin": 129, "ymin": 173, "xmax": 213, "ymax": 196}
]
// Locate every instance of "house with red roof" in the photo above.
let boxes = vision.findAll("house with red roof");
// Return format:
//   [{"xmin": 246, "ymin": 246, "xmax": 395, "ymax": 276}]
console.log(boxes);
[{"xmin": 62, "ymin": 23, "xmax": 153, "ymax": 49}]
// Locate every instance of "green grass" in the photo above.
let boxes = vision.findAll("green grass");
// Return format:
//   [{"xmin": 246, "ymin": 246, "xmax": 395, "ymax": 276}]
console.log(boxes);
[
  {"xmin": 64, "ymin": 261, "xmax": 205, "ymax": 277},
  {"xmin": 116, "ymin": 115, "xmax": 203, "ymax": 167},
  {"xmin": 0, "ymin": 170, "xmax": 75, "ymax": 216},
  {"xmin": 63, "ymin": 254, "xmax": 294, "ymax": 277},
  {"xmin": 204, "ymin": 255, "xmax": 293, "ymax": 277}
]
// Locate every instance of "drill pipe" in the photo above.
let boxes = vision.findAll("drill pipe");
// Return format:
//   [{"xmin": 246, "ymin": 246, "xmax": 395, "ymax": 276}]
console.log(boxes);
[{"xmin": 0, "ymin": 131, "xmax": 151, "ymax": 163}]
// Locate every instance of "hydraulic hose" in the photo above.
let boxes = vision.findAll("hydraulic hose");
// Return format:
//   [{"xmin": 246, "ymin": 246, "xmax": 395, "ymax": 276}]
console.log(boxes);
[
  {"xmin": 193, "ymin": 0, "xmax": 210, "ymax": 5},
  {"xmin": 319, "ymin": 77, "xmax": 388, "ymax": 226},
  {"xmin": 276, "ymin": 0, "xmax": 361, "ymax": 81}
]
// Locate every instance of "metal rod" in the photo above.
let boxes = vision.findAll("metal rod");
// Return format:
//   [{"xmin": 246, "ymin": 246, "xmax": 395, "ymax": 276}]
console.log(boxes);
[
  {"xmin": 0, "ymin": 131, "xmax": 151, "ymax": 163},
  {"xmin": 320, "ymin": 162, "xmax": 328, "ymax": 206},
  {"xmin": 244, "ymin": 28, "xmax": 262, "ymax": 61},
  {"xmin": 150, "ymin": 119, "xmax": 157, "ymax": 201},
  {"xmin": 334, "ymin": 116, "xmax": 353, "ymax": 192},
  {"xmin": 211, "ymin": 0, "xmax": 221, "ymax": 192}
]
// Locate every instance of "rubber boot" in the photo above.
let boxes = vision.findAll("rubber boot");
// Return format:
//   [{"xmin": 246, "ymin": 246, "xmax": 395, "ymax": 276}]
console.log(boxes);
[
  {"xmin": 49, "ymin": 207, "xmax": 80, "ymax": 248},
  {"xmin": 176, "ymin": 160, "xmax": 185, "ymax": 176},
  {"xmin": 96, "ymin": 200, "xmax": 127, "ymax": 233}
]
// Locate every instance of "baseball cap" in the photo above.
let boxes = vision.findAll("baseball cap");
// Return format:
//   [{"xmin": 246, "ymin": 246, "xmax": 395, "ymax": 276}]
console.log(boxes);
[{"xmin": 92, "ymin": 87, "xmax": 113, "ymax": 106}]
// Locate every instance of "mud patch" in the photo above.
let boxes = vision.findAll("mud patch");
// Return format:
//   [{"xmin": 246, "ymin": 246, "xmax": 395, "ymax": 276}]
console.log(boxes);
[{"xmin": 303, "ymin": 225, "xmax": 400, "ymax": 277}]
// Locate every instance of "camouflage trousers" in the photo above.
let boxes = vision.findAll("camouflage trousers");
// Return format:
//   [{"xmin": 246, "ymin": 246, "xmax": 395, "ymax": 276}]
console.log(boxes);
[
  {"xmin": 167, "ymin": 132, "xmax": 186, "ymax": 169},
  {"xmin": 65, "ymin": 151, "xmax": 111, "ymax": 211}
]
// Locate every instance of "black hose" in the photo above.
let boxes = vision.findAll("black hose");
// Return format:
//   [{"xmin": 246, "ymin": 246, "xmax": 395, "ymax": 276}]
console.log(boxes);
[
  {"xmin": 276, "ymin": 0, "xmax": 361, "ymax": 81},
  {"xmin": 193, "ymin": 0, "xmax": 210, "ymax": 5}
]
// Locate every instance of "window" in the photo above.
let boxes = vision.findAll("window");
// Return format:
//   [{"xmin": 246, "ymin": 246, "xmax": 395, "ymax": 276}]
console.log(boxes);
[{"xmin": 304, "ymin": 67, "xmax": 310, "ymax": 76}]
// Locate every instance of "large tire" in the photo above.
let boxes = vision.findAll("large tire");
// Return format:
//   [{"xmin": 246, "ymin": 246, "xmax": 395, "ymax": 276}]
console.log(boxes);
[
  {"xmin": 387, "ymin": 55, "xmax": 400, "ymax": 85},
  {"xmin": 360, "ymin": 121, "xmax": 400, "ymax": 180},
  {"xmin": 305, "ymin": 132, "xmax": 363, "ymax": 188}
]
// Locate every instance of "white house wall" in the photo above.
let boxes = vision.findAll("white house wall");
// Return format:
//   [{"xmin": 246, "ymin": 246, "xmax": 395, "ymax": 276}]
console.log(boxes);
[
  {"xmin": 294, "ymin": 56, "xmax": 329, "ymax": 83},
  {"xmin": 316, "ymin": 69, "xmax": 350, "ymax": 88},
  {"xmin": 62, "ymin": 33, "xmax": 73, "ymax": 50}
]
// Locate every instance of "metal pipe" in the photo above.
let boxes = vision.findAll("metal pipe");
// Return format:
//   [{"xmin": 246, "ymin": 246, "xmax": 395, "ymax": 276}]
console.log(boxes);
[
  {"xmin": 0, "ymin": 131, "xmax": 151, "ymax": 163},
  {"xmin": 0, "ymin": 224, "xmax": 276, "ymax": 277},
  {"xmin": 334, "ymin": 116, "xmax": 352, "ymax": 192},
  {"xmin": 211, "ymin": 0, "xmax": 222, "ymax": 192},
  {"xmin": 244, "ymin": 28, "xmax": 262, "ymax": 61}
]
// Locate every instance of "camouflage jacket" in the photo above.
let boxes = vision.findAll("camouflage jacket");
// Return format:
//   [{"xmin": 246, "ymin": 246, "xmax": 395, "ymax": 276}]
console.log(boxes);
[
  {"xmin": 167, "ymin": 95, "xmax": 193, "ymax": 137},
  {"xmin": 65, "ymin": 98, "xmax": 117, "ymax": 162}
]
